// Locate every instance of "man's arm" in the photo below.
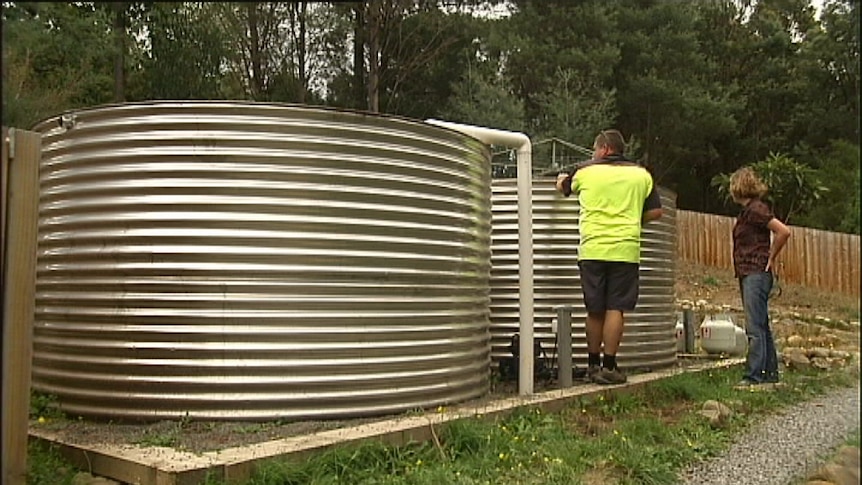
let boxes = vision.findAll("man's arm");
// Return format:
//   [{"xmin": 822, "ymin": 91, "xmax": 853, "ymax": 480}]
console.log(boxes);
[
  {"xmin": 556, "ymin": 172, "xmax": 574, "ymax": 197},
  {"xmin": 642, "ymin": 185, "xmax": 663, "ymax": 223}
]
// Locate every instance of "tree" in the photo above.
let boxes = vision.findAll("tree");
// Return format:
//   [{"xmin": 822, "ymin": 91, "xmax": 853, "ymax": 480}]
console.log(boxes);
[
  {"xmin": 794, "ymin": 140, "xmax": 860, "ymax": 234},
  {"xmin": 2, "ymin": 2, "xmax": 114, "ymax": 128},
  {"xmin": 439, "ymin": 56, "xmax": 525, "ymax": 132},
  {"xmin": 612, "ymin": 0, "xmax": 740, "ymax": 212},
  {"xmin": 504, "ymin": 0, "xmax": 619, "ymax": 135},
  {"xmin": 532, "ymin": 67, "xmax": 616, "ymax": 161},
  {"xmin": 139, "ymin": 2, "xmax": 227, "ymax": 100},
  {"xmin": 210, "ymin": 2, "xmax": 292, "ymax": 101},
  {"xmin": 353, "ymin": 0, "xmax": 472, "ymax": 114},
  {"xmin": 790, "ymin": 0, "xmax": 859, "ymax": 149},
  {"xmin": 710, "ymin": 152, "xmax": 828, "ymax": 225}
]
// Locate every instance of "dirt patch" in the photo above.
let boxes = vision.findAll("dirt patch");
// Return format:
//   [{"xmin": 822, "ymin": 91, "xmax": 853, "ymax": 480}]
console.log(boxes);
[
  {"xmin": 31, "ymin": 261, "xmax": 860, "ymax": 455},
  {"xmin": 675, "ymin": 261, "xmax": 860, "ymax": 330}
]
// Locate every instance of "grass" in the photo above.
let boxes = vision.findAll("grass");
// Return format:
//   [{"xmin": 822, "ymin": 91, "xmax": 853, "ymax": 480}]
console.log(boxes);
[
  {"xmin": 846, "ymin": 429, "xmax": 861, "ymax": 447},
  {"xmin": 133, "ymin": 412, "xmax": 194, "ymax": 448},
  {"xmin": 701, "ymin": 276, "xmax": 721, "ymax": 287},
  {"xmin": 208, "ymin": 362, "xmax": 859, "ymax": 485},
  {"xmin": 26, "ymin": 440, "xmax": 78, "ymax": 485},
  {"xmin": 24, "ymin": 363, "xmax": 859, "ymax": 485}
]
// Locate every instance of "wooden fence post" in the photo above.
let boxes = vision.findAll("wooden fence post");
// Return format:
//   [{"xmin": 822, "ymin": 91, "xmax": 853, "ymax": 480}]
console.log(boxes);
[{"xmin": 2, "ymin": 127, "xmax": 41, "ymax": 485}]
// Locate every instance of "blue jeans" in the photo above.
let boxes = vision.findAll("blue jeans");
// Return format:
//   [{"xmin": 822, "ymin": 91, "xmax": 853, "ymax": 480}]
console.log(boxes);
[{"xmin": 739, "ymin": 272, "xmax": 779, "ymax": 383}]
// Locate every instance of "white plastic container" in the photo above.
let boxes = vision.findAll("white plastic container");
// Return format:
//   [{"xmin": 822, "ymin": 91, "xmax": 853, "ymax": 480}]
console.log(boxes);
[
  {"xmin": 675, "ymin": 314, "xmax": 685, "ymax": 353},
  {"xmin": 700, "ymin": 314, "xmax": 746, "ymax": 355}
]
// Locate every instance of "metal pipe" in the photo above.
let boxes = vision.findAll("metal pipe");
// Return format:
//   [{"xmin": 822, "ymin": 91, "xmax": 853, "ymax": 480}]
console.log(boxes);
[
  {"xmin": 555, "ymin": 305, "xmax": 573, "ymax": 388},
  {"xmin": 683, "ymin": 308, "xmax": 696, "ymax": 353},
  {"xmin": 425, "ymin": 119, "xmax": 535, "ymax": 395}
]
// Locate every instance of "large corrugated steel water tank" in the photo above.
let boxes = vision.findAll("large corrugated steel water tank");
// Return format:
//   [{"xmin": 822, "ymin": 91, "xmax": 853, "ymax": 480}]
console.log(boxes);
[
  {"xmin": 31, "ymin": 102, "xmax": 493, "ymax": 421},
  {"xmin": 490, "ymin": 178, "xmax": 677, "ymax": 370}
]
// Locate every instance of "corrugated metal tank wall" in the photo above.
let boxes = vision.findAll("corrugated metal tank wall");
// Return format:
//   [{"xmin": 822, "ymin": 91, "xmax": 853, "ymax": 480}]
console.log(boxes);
[
  {"xmin": 490, "ymin": 178, "xmax": 677, "ymax": 370},
  {"xmin": 31, "ymin": 102, "xmax": 493, "ymax": 421}
]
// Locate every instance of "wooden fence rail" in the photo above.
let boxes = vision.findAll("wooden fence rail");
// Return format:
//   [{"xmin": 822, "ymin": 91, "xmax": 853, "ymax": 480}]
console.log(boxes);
[{"xmin": 677, "ymin": 210, "xmax": 860, "ymax": 297}]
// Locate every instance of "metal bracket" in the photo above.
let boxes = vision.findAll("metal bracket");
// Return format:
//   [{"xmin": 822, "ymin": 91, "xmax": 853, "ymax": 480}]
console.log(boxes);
[{"xmin": 59, "ymin": 113, "xmax": 77, "ymax": 130}]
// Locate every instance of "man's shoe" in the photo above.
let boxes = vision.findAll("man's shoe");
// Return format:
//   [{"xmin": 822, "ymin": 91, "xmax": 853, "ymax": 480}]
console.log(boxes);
[
  {"xmin": 585, "ymin": 365, "xmax": 601, "ymax": 383},
  {"xmin": 592, "ymin": 368, "xmax": 627, "ymax": 385}
]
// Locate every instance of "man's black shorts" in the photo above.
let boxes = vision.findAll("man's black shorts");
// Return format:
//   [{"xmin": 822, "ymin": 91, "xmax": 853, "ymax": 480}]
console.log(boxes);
[{"xmin": 577, "ymin": 260, "xmax": 640, "ymax": 313}]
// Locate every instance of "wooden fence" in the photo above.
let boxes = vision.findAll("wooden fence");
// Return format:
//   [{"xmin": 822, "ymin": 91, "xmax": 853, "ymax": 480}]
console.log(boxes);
[{"xmin": 677, "ymin": 210, "xmax": 861, "ymax": 297}]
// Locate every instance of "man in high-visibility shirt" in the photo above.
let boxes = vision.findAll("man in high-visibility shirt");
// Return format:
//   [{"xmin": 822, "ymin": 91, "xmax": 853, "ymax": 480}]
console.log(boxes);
[{"xmin": 556, "ymin": 129, "xmax": 663, "ymax": 384}]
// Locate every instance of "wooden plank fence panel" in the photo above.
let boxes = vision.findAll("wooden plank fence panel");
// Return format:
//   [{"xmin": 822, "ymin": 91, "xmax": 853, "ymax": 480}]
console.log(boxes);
[{"xmin": 677, "ymin": 210, "xmax": 860, "ymax": 297}]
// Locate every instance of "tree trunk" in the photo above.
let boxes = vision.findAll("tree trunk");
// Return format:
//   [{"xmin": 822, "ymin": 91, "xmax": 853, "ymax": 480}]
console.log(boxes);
[
  {"xmin": 297, "ymin": 2, "xmax": 307, "ymax": 103},
  {"xmin": 353, "ymin": 3, "xmax": 366, "ymax": 110},
  {"xmin": 248, "ymin": 3, "xmax": 264, "ymax": 99},
  {"xmin": 366, "ymin": 0, "xmax": 380, "ymax": 112},
  {"xmin": 112, "ymin": 2, "xmax": 126, "ymax": 102}
]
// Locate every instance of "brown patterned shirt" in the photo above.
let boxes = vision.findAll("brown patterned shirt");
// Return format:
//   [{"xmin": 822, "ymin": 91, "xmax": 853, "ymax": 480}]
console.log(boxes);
[{"xmin": 732, "ymin": 198, "xmax": 774, "ymax": 278}]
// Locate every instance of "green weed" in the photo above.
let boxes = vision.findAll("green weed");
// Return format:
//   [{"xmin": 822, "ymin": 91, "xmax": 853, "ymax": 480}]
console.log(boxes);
[
  {"xmin": 133, "ymin": 412, "xmax": 193, "ymax": 449},
  {"xmin": 26, "ymin": 441, "xmax": 78, "ymax": 485},
  {"xmin": 702, "ymin": 276, "xmax": 721, "ymax": 287},
  {"xmin": 29, "ymin": 391, "xmax": 65, "ymax": 420},
  {"xmin": 846, "ymin": 429, "xmax": 860, "ymax": 447}
]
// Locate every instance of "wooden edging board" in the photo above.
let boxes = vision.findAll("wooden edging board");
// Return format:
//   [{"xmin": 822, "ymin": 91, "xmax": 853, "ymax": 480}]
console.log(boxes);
[{"xmin": 29, "ymin": 357, "xmax": 745, "ymax": 485}]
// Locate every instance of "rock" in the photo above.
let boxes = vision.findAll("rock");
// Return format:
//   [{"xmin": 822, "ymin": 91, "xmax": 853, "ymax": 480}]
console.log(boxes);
[
  {"xmin": 835, "ymin": 446, "xmax": 861, "ymax": 468},
  {"xmin": 808, "ymin": 462, "xmax": 859, "ymax": 485},
  {"xmin": 811, "ymin": 347, "xmax": 832, "ymax": 359},
  {"xmin": 784, "ymin": 348, "xmax": 811, "ymax": 369},
  {"xmin": 698, "ymin": 400, "xmax": 733, "ymax": 428},
  {"xmin": 72, "ymin": 472, "xmax": 122, "ymax": 485},
  {"xmin": 811, "ymin": 357, "xmax": 832, "ymax": 370},
  {"xmin": 830, "ymin": 349, "xmax": 850, "ymax": 359},
  {"xmin": 787, "ymin": 335, "xmax": 805, "ymax": 346}
]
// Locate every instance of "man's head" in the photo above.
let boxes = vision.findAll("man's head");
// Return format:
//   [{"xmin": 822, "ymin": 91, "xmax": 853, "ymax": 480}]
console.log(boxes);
[{"xmin": 593, "ymin": 129, "xmax": 625, "ymax": 159}]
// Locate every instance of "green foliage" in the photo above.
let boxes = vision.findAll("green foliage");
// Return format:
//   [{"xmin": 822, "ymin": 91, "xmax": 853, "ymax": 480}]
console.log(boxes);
[
  {"xmin": 27, "ymin": 441, "xmax": 78, "ymax": 485},
  {"xmin": 439, "ymin": 60, "xmax": 525, "ymax": 133},
  {"xmin": 710, "ymin": 152, "xmax": 828, "ymax": 224},
  {"xmin": 1, "ymin": 0, "xmax": 858, "ymax": 232},
  {"xmin": 29, "ymin": 392, "xmax": 64, "ymax": 420},
  {"xmin": 795, "ymin": 140, "xmax": 861, "ymax": 234},
  {"xmin": 141, "ymin": 2, "xmax": 229, "ymax": 100},
  {"xmin": 702, "ymin": 276, "xmax": 721, "ymax": 287},
  {"xmin": 847, "ymin": 429, "xmax": 861, "ymax": 448},
  {"xmin": 613, "ymin": 0, "xmax": 741, "ymax": 209},
  {"xmin": 2, "ymin": 2, "xmax": 114, "ymax": 128},
  {"xmin": 534, "ymin": 68, "xmax": 617, "ymax": 153},
  {"xmin": 133, "ymin": 412, "xmax": 194, "ymax": 449}
]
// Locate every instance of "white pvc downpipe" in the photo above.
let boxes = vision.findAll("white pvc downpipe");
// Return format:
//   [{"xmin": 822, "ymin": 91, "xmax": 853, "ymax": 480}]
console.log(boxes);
[{"xmin": 425, "ymin": 119, "xmax": 535, "ymax": 395}]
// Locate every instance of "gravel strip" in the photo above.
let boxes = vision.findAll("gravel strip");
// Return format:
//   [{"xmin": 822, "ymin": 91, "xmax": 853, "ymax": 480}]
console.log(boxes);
[{"xmin": 678, "ymin": 384, "xmax": 860, "ymax": 485}]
